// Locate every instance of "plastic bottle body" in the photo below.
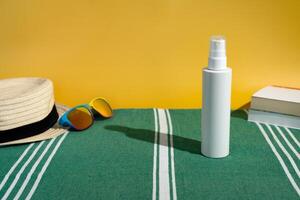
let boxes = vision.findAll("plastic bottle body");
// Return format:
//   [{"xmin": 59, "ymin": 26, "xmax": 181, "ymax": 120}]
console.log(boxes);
[{"xmin": 201, "ymin": 67, "xmax": 232, "ymax": 158}]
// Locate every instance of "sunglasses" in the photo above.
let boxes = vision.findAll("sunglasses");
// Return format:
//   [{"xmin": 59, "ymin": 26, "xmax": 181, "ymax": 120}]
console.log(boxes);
[{"xmin": 59, "ymin": 98, "xmax": 113, "ymax": 131}]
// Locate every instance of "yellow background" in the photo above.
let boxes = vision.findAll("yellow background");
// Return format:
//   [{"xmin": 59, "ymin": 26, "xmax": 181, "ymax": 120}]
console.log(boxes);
[{"xmin": 0, "ymin": 0, "xmax": 299, "ymax": 109}]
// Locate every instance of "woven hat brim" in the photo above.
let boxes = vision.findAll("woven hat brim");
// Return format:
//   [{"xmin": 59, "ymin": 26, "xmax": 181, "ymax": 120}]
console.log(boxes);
[{"xmin": 0, "ymin": 103, "xmax": 69, "ymax": 146}]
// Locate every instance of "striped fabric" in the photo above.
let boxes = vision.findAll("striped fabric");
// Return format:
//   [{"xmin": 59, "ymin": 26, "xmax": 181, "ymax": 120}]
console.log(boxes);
[
  {"xmin": 0, "ymin": 109, "xmax": 299, "ymax": 200},
  {"xmin": 255, "ymin": 123, "xmax": 300, "ymax": 196}
]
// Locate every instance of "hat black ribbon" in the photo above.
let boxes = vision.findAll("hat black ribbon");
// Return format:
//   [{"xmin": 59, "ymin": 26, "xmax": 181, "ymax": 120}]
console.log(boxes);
[{"xmin": 0, "ymin": 105, "xmax": 59, "ymax": 144}]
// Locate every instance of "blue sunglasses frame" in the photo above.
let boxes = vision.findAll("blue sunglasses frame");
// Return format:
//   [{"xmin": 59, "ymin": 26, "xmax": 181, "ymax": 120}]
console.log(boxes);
[{"xmin": 59, "ymin": 104, "xmax": 94, "ymax": 130}]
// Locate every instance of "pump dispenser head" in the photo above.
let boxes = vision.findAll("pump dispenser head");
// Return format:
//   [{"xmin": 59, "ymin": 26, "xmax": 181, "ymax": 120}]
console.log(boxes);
[{"xmin": 208, "ymin": 36, "xmax": 227, "ymax": 70}]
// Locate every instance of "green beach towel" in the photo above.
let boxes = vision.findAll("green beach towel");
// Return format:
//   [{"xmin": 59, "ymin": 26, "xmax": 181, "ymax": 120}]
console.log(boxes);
[{"xmin": 0, "ymin": 109, "xmax": 299, "ymax": 199}]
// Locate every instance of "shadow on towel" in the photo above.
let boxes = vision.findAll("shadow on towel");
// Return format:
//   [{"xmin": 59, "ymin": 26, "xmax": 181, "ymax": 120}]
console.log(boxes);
[
  {"xmin": 231, "ymin": 110, "xmax": 248, "ymax": 120},
  {"xmin": 105, "ymin": 125, "xmax": 201, "ymax": 155},
  {"xmin": 230, "ymin": 102, "xmax": 250, "ymax": 120}
]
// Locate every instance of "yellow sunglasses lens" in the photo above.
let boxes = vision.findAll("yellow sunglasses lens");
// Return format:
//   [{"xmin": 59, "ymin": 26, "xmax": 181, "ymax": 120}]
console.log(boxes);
[
  {"xmin": 90, "ymin": 98, "xmax": 113, "ymax": 118},
  {"xmin": 67, "ymin": 107, "xmax": 93, "ymax": 130}
]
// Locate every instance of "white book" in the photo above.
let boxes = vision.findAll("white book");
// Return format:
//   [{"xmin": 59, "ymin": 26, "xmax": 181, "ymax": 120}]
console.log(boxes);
[
  {"xmin": 250, "ymin": 86, "xmax": 300, "ymax": 117},
  {"xmin": 248, "ymin": 109, "xmax": 300, "ymax": 129}
]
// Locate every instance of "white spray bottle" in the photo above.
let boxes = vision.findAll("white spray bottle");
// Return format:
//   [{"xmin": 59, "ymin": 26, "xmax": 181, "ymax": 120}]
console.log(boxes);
[{"xmin": 201, "ymin": 36, "xmax": 232, "ymax": 158}]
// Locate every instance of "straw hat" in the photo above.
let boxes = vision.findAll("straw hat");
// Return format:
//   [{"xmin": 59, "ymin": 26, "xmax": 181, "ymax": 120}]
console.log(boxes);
[{"xmin": 0, "ymin": 77, "xmax": 68, "ymax": 146}]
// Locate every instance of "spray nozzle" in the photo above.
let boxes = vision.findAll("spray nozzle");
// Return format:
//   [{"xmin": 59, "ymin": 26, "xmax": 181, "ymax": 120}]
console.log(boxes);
[{"xmin": 208, "ymin": 36, "xmax": 227, "ymax": 70}]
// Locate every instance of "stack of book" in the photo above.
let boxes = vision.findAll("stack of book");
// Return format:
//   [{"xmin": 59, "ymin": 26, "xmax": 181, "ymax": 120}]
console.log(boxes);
[{"xmin": 248, "ymin": 86, "xmax": 300, "ymax": 129}]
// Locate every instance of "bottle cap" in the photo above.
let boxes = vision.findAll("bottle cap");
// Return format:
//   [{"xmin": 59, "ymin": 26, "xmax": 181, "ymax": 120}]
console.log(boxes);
[{"xmin": 208, "ymin": 36, "xmax": 227, "ymax": 70}]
